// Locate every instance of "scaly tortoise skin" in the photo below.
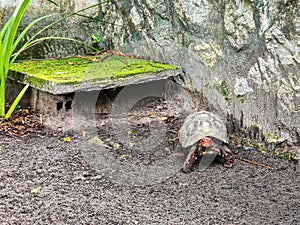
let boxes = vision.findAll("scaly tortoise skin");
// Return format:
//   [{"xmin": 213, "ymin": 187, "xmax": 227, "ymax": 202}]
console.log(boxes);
[{"xmin": 178, "ymin": 111, "xmax": 235, "ymax": 172}]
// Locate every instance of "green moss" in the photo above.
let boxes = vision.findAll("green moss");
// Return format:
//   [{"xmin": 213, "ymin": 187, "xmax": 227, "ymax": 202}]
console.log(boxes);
[{"xmin": 9, "ymin": 55, "xmax": 179, "ymax": 85}]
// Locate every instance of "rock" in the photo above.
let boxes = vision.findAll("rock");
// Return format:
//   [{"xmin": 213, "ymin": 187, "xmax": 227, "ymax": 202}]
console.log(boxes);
[{"xmin": 224, "ymin": 0, "xmax": 256, "ymax": 51}]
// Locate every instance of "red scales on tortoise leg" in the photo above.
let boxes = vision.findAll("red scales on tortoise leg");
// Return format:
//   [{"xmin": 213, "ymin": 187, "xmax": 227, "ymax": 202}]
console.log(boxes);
[{"xmin": 178, "ymin": 111, "xmax": 235, "ymax": 173}]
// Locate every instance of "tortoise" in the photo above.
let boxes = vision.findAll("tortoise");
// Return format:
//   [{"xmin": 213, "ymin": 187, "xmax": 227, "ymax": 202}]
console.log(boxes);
[{"xmin": 178, "ymin": 111, "xmax": 235, "ymax": 173}]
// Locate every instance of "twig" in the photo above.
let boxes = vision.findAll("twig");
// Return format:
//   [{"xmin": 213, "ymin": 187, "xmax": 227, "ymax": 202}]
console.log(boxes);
[
  {"xmin": 168, "ymin": 137, "xmax": 179, "ymax": 142},
  {"xmin": 168, "ymin": 130, "xmax": 178, "ymax": 134},
  {"xmin": 239, "ymin": 157, "xmax": 274, "ymax": 170},
  {"xmin": 40, "ymin": 114, "xmax": 43, "ymax": 125}
]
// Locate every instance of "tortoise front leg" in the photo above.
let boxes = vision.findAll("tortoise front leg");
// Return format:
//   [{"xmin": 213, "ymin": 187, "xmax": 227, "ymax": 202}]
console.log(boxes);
[
  {"xmin": 219, "ymin": 145, "xmax": 235, "ymax": 168},
  {"xmin": 182, "ymin": 144, "xmax": 198, "ymax": 173}
]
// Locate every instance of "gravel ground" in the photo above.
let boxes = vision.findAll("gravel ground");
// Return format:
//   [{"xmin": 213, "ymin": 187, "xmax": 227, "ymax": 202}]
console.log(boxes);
[
  {"xmin": 0, "ymin": 131, "xmax": 299, "ymax": 225},
  {"xmin": 0, "ymin": 99, "xmax": 299, "ymax": 224}
]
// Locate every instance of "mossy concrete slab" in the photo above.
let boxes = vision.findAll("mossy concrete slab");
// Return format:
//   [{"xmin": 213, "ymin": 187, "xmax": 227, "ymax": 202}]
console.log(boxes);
[{"xmin": 9, "ymin": 55, "xmax": 180, "ymax": 94}]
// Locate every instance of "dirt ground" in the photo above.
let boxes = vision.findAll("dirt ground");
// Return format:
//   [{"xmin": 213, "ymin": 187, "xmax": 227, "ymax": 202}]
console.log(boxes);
[{"xmin": 0, "ymin": 101, "xmax": 299, "ymax": 225}]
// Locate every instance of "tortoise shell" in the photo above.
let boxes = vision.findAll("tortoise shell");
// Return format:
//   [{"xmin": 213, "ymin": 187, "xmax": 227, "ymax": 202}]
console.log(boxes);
[{"xmin": 178, "ymin": 111, "xmax": 228, "ymax": 148}]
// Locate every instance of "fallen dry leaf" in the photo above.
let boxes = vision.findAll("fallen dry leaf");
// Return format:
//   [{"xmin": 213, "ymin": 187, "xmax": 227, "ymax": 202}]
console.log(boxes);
[
  {"xmin": 31, "ymin": 188, "xmax": 38, "ymax": 194},
  {"xmin": 157, "ymin": 117, "xmax": 168, "ymax": 121},
  {"xmin": 113, "ymin": 143, "xmax": 120, "ymax": 150},
  {"xmin": 88, "ymin": 136, "xmax": 112, "ymax": 149},
  {"xmin": 63, "ymin": 137, "xmax": 71, "ymax": 142},
  {"xmin": 120, "ymin": 154, "xmax": 127, "ymax": 159},
  {"xmin": 147, "ymin": 111, "xmax": 154, "ymax": 117}
]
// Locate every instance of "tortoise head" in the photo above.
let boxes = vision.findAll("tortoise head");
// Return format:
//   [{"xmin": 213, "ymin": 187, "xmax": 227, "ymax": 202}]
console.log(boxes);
[{"xmin": 199, "ymin": 137, "xmax": 212, "ymax": 148}]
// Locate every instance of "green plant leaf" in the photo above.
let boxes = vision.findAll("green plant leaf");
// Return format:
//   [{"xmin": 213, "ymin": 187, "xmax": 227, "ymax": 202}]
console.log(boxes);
[
  {"xmin": 91, "ymin": 34, "xmax": 102, "ymax": 43},
  {"xmin": 0, "ymin": 0, "xmax": 31, "ymax": 116},
  {"xmin": 5, "ymin": 83, "xmax": 30, "ymax": 119},
  {"xmin": 3, "ymin": 0, "xmax": 31, "ymax": 65},
  {"xmin": 12, "ymin": 14, "xmax": 56, "ymax": 55},
  {"xmin": 46, "ymin": 0, "xmax": 59, "ymax": 6},
  {"xmin": 1, "ymin": 18, "xmax": 13, "ymax": 84},
  {"xmin": 0, "ymin": 24, "xmax": 6, "ymax": 116},
  {"xmin": 11, "ymin": 36, "xmax": 100, "ymax": 64},
  {"xmin": 23, "ymin": 3, "xmax": 104, "ymax": 47}
]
